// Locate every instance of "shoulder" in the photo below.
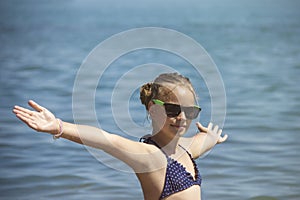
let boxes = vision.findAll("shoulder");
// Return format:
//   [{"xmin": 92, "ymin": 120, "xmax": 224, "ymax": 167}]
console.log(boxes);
[
  {"xmin": 108, "ymin": 134, "xmax": 166, "ymax": 172},
  {"xmin": 179, "ymin": 135, "xmax": 202, "ymax": 159}
]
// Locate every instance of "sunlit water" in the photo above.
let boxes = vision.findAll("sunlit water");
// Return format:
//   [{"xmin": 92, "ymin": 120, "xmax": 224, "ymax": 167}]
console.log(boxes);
[{"xmin": 1, "ymin": 0, "xmax": 299, "ymax": 199}]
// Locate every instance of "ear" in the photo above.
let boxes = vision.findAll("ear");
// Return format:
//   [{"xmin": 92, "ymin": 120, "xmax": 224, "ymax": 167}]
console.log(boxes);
[
  {"xmin": 147, "ymin": 101, "xmax": 154, "ymax": 112},
  {"xmin": 148, "ymin": 101, "xmax": 163, "ymax": 116}
]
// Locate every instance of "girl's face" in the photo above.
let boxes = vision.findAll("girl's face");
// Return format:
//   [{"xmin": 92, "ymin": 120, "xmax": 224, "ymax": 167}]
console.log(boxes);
[{"xmin": 149, "ymin": 85, "xmax": 197, "ymax": 138}]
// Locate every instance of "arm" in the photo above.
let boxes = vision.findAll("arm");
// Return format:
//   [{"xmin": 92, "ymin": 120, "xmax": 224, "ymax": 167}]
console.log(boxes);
[
  {"xmin": 12, "ymin": 100, "xmax": 153, "ymax": 170},
  {"xmin": 181, "ymin": 122, "xmax": 228, "ymax": 159}
]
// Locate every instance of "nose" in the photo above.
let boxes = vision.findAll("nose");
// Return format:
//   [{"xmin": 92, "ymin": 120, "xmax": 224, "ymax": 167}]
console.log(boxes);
[{"xmin": 177, "ymin": 110, "xmax": 187, "ymax": 120}]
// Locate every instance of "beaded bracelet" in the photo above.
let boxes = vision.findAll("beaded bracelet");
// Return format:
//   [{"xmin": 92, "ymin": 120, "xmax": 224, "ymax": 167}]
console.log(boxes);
[{"xmin": 53, "ymin": 118, "xmax": 64, "ymax": 139}]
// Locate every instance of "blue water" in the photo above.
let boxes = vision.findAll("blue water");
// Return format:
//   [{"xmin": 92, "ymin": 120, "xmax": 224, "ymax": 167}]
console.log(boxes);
[{"xmin": 1, "ymin": 0, "xmax": 300, "ymax": 199}]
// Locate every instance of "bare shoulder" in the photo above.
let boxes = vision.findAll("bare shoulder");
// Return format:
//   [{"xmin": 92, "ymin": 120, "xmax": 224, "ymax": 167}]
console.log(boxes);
[
  {"xmin": 179, "ymin": 135, "xmax": 201, "ymax": 159},
  {"xmin": 107, "ymin": 134, "xmax": 166, "ymax": 172}
]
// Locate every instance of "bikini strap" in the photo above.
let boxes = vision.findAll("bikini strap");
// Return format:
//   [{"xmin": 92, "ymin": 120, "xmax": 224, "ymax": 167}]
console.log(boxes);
[
  {"xmin": 140, "ymin": 137, "xmax": 168, "ymax": 157},
  {"xmin": 178, "ymin": 144, "xmax": 193, "ymax": 159},
  {"xmin": 179, "ymin": 144, "xmax": 200, "ymax": 180},
  {"xmin": 178, "ymin": 144, "xmax": 187, "ymax": 151},
  {"xmin": 140, "ymin": 137, "xmax": 193, "ymax": 160}
]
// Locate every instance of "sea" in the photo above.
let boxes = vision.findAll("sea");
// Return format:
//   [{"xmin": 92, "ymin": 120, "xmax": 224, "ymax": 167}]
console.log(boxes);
[{"xmin": 0, "ymin": 0, "xmax": 299, "ymax": 199}]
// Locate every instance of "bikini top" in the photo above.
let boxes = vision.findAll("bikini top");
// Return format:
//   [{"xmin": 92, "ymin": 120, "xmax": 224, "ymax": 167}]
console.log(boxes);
[{"xmin": 141, "ymin": 137, "xmax": 202, "ymax": 199}]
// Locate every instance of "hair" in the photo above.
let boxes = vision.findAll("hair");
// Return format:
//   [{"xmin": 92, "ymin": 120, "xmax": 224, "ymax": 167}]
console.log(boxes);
[{"xmin": 140, "ymin": 73, "xmax": 197, "ymax": 110}]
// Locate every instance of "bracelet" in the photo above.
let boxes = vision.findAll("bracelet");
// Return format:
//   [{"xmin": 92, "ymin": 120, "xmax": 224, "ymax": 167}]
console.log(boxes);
[{"xmin": 53, "ymin": 118, "xmax": 64, "ymax": 139}]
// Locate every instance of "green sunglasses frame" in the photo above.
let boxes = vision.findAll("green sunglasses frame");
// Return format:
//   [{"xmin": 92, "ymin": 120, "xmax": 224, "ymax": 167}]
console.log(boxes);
[{"xmin": 152, "ymin": 99, "xmax": 201, "ymax": 119}]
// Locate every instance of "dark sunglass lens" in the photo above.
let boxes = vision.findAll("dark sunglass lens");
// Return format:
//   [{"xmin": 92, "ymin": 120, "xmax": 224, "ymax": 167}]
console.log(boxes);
[
  {"xmin": 164, "ymin": 104, "xmax": 181, "ymax": 117},
  {"xmin": 163, "ymin": 103, "xmax": 201, "ymax": 119},
  {"xmin": 183, "ymin": 107, "xmax": 201, "ymax": 119}
]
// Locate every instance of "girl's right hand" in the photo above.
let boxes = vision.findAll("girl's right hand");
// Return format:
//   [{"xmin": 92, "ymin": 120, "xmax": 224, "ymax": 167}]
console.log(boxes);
[{"xmin": 13, "ymin": 100, "xmax": 58, "ymax": 135}]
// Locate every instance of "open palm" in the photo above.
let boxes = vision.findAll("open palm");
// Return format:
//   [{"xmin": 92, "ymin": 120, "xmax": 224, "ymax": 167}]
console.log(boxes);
[
  {"xmin": 197, "ymin": 122, "xmax": 228, "ymax": 144},
  {"xmin": 13, "ymin": 100, "xmax": 58, "ymax": 134}
]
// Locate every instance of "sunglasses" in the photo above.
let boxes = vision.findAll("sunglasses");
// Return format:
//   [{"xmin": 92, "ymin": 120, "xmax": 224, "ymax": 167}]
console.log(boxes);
[{"xmin": 152, "ymin": 99, "xmax": 201, "ymax": 120}]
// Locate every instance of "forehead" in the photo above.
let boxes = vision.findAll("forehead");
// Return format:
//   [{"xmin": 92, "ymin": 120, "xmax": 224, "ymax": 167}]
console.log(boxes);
[{"xmin": 164, "ymin": 85, "xmax": 195, "ymax": 106}]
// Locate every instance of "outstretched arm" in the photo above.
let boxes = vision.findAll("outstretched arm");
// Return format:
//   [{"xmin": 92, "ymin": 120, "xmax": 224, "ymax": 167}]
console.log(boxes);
[
  {"xmin": 13, "ymin": 100, "xmax": 108, "ymax": 146},
  {"xmin": 12, "ymin": 100, "xmax": 154, "ymax": 170},
  {"xmin": 181, "ymin": 122, "xmax": 228, "ymax": 159}
]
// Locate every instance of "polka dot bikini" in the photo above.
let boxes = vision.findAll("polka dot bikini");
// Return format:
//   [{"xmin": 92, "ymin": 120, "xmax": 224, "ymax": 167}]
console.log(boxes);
[{"xmin": 142, "ymin": 138, "xmax": 202, "ymax": 199}]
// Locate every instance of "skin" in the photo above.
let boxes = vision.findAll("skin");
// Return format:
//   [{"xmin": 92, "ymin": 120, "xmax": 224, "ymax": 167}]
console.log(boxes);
[{"xmin": 12, "ymin": 85, "xmax": 228, "ymax": 200}]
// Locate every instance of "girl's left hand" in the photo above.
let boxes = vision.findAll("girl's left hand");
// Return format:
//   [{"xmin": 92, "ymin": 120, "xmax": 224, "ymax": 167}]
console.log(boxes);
[{"xmin": 196, "ymin": 122, "xmax": 228, "ymax": 144}]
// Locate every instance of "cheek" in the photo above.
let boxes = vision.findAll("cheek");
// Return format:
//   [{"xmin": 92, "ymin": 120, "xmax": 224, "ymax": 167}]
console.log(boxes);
[
  {"xmin": 186, "ymin": 120, "xmax": 192, "ymax": 129},
  {"xmin": 149, "ymin": 106, "xmax": 167, "ymax": 125}
]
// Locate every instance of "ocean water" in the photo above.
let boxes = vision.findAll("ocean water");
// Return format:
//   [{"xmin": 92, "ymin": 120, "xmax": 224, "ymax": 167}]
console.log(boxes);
[{"xmin": 1, "ymin": 0, "xmax": 300, "ymax": 199}]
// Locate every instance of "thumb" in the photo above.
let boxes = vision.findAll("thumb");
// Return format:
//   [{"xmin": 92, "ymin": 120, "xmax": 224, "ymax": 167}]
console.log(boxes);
[
  {"xmin": 196, "ymin": 122, "xmax": 208, "ymax": 133},
  {"xmin": 28, "ymin": 100, "xmax": 45, "ymax": 112}
]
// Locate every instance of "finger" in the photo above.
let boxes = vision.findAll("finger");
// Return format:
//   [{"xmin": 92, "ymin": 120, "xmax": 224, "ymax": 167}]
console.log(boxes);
[
  {"xmin": 213, "ymin": 125, "xmax": 219, "ymax": 133},
  {"xmin": 13, "ymin": 107, "xmax": 34, "ymax": 119},
  {"xmin": 196, "ymin": 122, "xmax": 208, "ymax": 133},
  {"xmin": 13, "ymin": 105, "xmax": 33, "ymax": 115},
  {"xmin": 28, "ymin": 100, "xmax": 44, "ymax": 112},
  {"xmin": 16, "ymin": 113, "xmax": 32, "ymax": 125},
  {"xmin": 217, "ymin": 128, "xmax": 222, "ymax": 136},
  {"xmin": 218, "ymin": 134, "xmax": 228, "ymax": 144},
  {"xmin": 207, "ymin": 122, "xmax": 213, "ymax": 131},
  {"xmin": 16, "ymin": 114, "xmax": 38, "ymax": 130},
  {"xmin": 14, "ymin": 109, "xmax": 35, "ymax": 121}
]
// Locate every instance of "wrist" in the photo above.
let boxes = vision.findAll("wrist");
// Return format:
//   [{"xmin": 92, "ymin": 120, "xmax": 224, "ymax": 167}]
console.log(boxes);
[{"xmin": 53, "ymin": 118, "xmax": 64, "ymax": 139}]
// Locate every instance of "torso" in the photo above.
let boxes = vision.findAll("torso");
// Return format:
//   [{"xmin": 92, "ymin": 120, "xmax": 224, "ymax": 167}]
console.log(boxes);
[{"xmin": 137, "ymin": 137, "xmax": 202, "ymax": 200}]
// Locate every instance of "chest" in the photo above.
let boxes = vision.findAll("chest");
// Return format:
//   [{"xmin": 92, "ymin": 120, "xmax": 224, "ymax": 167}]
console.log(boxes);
[{"xmin": 136, "ymin": 152, "xmax": 199, "ymax": 197}]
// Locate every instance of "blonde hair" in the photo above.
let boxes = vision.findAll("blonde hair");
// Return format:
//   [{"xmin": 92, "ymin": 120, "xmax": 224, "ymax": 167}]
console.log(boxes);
[{"xmin": 140, "ymin": 73, "xmax": 197, "ymax": 110}]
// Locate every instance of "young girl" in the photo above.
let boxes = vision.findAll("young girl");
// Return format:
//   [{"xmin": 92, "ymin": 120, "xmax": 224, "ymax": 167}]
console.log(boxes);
[{"xmin": 13, "ymin": 72, "xmax": 227, "ymax": 200}]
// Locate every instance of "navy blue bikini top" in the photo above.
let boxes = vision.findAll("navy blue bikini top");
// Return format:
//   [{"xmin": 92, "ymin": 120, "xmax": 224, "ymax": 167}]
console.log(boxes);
[{"xmin": 141, "ymin": 137, "xmax": 202, "ymax": 199}]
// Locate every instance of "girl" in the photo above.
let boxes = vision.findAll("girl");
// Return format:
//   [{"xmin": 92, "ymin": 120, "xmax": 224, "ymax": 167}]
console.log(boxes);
[{"xmin": 13, "ymin": 72, "xmax": 227, "ymax": 200}]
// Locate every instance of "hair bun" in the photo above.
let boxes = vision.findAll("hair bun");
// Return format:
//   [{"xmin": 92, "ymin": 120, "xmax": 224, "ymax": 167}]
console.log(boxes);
[{"xmin": 140, "ymin": 82, "xmax": 153, "ymax": 107}]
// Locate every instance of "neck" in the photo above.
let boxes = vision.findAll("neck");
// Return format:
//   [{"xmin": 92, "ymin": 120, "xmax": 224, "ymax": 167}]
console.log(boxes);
[{"xmin": 151, "ymin": 131, "xmax": 180, "ymax": 155}]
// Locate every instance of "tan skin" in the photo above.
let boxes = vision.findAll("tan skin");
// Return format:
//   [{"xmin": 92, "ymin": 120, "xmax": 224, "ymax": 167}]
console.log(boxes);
[{"xmin": 13, "ymin": 85, "xmax": 228, "ymax": 200}]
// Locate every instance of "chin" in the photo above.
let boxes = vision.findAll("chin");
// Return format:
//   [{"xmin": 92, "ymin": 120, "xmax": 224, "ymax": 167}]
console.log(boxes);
[
  {"xmin": 178, "ymin": 128, "xmax": 187, "ymax": 136},
  {"xmin": 170, "ymin": 126, "xmax": 187, "ymax": 136}
]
